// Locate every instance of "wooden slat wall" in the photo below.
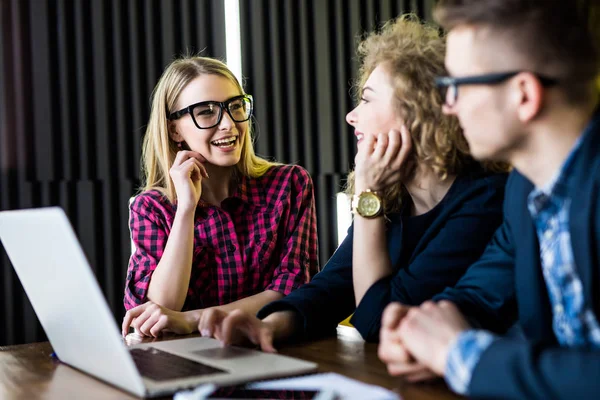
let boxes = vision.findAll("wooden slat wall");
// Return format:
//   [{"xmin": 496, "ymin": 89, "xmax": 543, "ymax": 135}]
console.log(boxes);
[
  {"xmin": 0, "ymin": 0, "xmax": 226, "ymax": 346},
  {"xmin": 240, "ymin": 0, "xmax": 433, "ymax": 267}
]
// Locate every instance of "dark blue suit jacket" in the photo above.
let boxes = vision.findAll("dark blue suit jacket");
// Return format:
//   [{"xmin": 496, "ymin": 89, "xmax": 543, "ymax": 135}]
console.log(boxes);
[
  {"xmin": 258, "ymin": 167, "xmax": 507, "ymax": 342},
  {"xmin": 436, "ymin": 112, "xmax": 600, "ymax": 400}
]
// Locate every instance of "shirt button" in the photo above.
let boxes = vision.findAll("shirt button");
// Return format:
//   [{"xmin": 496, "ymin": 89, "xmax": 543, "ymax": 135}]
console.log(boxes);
[
  {"xmin": 544, "ymin": 230, "xmax": 553, "ymax": 239},
  {"xmin": 226, "ymin": 241, "xmax": 236, "ymax": 252},
  {"xmin": 554, "ymin": 304, "xmax": 564, "ymax": 314}
]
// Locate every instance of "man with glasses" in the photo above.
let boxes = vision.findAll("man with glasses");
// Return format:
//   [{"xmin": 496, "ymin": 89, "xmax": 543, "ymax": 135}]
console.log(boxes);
[{"xmin": 378, "ymin": 1, "xmax": 600, "ymax": 398}]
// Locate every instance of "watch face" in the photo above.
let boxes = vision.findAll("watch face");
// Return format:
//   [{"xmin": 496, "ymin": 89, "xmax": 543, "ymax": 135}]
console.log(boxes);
[{"xmin": 358, "ymin": 192, "xmax": 382, "ymax": 217}]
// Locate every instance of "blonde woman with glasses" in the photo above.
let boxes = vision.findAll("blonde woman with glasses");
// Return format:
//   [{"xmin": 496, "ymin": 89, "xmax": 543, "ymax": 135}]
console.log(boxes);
[{"xmin": 121, "ymin": 56, "xmax": 319, "ymax": 337}]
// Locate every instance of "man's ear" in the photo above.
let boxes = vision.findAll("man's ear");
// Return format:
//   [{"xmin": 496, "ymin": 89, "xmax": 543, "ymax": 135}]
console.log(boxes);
[{"xmin": 515, "ymin": 72, "xmax": 544, "ymax": 123}]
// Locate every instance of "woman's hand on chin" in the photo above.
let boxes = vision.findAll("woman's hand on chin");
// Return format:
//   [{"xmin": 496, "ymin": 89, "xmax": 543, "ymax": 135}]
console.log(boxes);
[{"xmin": 354, "ymin": 126, "xmax": 412, "ymax": 192}]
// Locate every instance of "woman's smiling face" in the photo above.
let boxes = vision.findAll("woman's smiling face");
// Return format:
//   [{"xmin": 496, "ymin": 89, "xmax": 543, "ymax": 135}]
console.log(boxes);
[
  {"xmin": 169, "ymin": 74, "xmax": 248, "ymax": 167},
  {"xmin": 346, "ymin": 64, "xmax": 404, "ymax": 148}
]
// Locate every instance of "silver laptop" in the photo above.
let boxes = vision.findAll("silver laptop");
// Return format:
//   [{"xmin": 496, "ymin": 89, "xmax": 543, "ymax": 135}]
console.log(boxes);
[{"xmin": 0, "ymin": 207, "xmax": 317, "ymax": 398}]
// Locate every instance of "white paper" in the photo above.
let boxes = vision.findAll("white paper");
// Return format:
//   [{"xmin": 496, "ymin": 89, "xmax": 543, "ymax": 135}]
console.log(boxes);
[
  {"xmin": 174, "ymin": 384, "xmax": 217, "ymax": 400},
  {"xmin": 249, "ymin": 372, "xmax": 401, "ymax": 400}
]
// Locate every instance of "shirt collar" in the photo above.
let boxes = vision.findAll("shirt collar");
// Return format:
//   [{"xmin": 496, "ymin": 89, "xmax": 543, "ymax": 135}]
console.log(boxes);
[
  {"xmin": 226, "ymin": 173, "xmax": 268, "ymax": 210},
  {"xmin": 194, "ymin": 172, "xmax": 253, "ymax": 211},
  {"xmin": 528, "ymin": 137, "xmax": 580, "ymax": 215},
  {"xmin": 231, "ymin": 174, "xmax": 251, "ymax": 204}
]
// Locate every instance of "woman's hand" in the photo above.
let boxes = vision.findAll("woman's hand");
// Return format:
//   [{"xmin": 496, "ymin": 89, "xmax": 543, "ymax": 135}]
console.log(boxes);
[
  {"xmin": 122, "ymin": 301, "xmax": 198, "ymax": 338},
  {"xmin": 169, "ymin": 150, "xmax": 209, "ymax": 212},
  {"xmin": 198, "ymin": 308, "xmax": 277, "ymax": 353},
  {"xmin": 354, "ymin": 126, "xmax": 412, "ymax": 192}
]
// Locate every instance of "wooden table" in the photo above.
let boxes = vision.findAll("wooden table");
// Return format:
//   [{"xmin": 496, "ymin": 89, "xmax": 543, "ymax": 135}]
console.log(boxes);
[{"xmin": 0, "ymin": 326, "xmax": 462, "ymax": 400}]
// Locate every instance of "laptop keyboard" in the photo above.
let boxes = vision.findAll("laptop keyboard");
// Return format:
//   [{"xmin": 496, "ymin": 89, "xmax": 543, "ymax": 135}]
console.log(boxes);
[{"xmin": 130, "ymin": 347, "xmax": 226, "ymax": 382}]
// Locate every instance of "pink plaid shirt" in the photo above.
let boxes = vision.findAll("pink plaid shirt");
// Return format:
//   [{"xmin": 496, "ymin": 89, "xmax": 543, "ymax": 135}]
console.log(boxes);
[{"xmin": 124, "ymin": 165, "xmax": 319, "ymax": 311}]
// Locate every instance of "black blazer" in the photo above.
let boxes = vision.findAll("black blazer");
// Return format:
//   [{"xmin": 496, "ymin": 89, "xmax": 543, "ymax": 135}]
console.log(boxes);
[{"xmin": 258, "ymin": 167, "xmax": 507, "ymax": 342}]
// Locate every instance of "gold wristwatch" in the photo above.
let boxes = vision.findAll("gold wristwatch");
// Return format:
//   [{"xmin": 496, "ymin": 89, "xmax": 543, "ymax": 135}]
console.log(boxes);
[{"xmin": 351, "ymin": 189, "xmax": 383, "ymax": 218}]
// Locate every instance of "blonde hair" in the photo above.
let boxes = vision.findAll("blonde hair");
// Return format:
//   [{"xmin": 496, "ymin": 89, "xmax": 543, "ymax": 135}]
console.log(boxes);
[
  {"xmin": 346, "ymin": 15, "xmax": 507, "ymax": 213},
  {"xmin": 141, "ymin": 56, "xmax": 277, "ymax": 203}
]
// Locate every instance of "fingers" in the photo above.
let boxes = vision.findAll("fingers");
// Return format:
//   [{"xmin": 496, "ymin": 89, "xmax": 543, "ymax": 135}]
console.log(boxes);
[
  {"xmin": 171, "ymin": 151, "xmax": 209, "ymax": 181},
  {"xmin": 418, "ymin": 301, "xmax": 448, "ymax": 323},
  {"xmin": 189, "ymin": 158, "xmax": 209, "ymax": 179},
  {"xmin": 372, "ymin": 132, "xmax": 389, "ymax": 159},
  {"xmin": 220, "ymin": 309, "xmax": 255, "ymax": 345},
  {"xmin": 196, "ymin": 161, "xmax": 209, "ymax": 179},
  {"xmin": 173, "ymin": 150, "xmax": 206, "ymax": 166},
  {"xmin": 382, "ymin": 129, "xmax": 401, "ymax": 165},
  {"xmin": 421, "ymin": 300, "xmax": 471, "ymax": 331},
  {"xmin": 360, "ymin": 132, "xmax": 377, "ymax": 156},
  {"xmin": 410, "ymin": 301, "xmax": 450, "ymax": 324},
  {"xmin": 180, "ymin": 157, "xmax": 209, "ymax": 179},
  {"xmin": 379, "ymin": 300, "xmax": 467, "ymax": 379},
  {"xmin": 122, "ymin": 303, "xmax": 148, "ymax": 337},
  {"xmin": 219, "ymin": 310, "xmax": 277, "ymax": 352},
  {"xmin": 257, "ymin": 326, "xmax": 277, "ymax": 353},
  {"xmin": 172, "ymin": 150, "xmax": 189, "ymax": 166},
  {"xmin": 380, "ymin": 127, "xmax": 410, "ymax": 171},
  {"xmin": 386, "ymin": 361, "xmax": 428, "ymax": 377},
  {"xmin": 139, "ymin": 313, "xmax": 162, "ymax": 337},
  {"xmin": 123, "ymin": 302, "xmax": 173, "ymax": 338},
  {"xmin": 405, "ymin": 369, "xmax": 439, "ymax": 383},
  {"xmin": 129, "ymin": 310, "xmax": 153, "ymax": 337},
  {"xmin": 381, "ymin": 303, "xmax": 410, "ymax": 330},
  {"xmin": 354, "ymin": 127, "xmax": 410, "ymax": 191},
  {"xmin": 438, "ymin": 300, "xmax": 459, "ymax": 313},
  {"xmin": 198, "ymin": 308, "xmax": 226, "ymax": 338},
  {"xmin": 149, "ymin": 315, "xmax": 170, "ymax": 338},
  {"xmin": 122, "ymin": 311, "xmax": 134, "ymax": 337},
  {"xmin": 396, "ymin": 125, "xmax": 412, "ymax": 165},
  {"xmin": 378, "ymin": 336, "xmax": 412, "ymax": 364}
]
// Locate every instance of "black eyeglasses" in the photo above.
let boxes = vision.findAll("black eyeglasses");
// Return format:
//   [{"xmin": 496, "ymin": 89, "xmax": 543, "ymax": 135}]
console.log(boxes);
[
  {"xmin": 435, "ymin": 71, "xmax": 558, "ymax": 107},
  {"xmin": 167, "ymin": 94, "xmax": 254, "ymax": 129}
]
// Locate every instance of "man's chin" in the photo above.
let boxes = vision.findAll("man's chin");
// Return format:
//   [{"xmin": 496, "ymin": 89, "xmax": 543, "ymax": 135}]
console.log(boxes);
[{"xmin": 469, "ymin": 146, "xmax": 507, "ymax": 163}]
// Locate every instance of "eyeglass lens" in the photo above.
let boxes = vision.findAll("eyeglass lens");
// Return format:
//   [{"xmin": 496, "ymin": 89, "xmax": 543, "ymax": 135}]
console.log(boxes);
[{"xmin": 191, "ymin": 97, "xmax": 252, "ymax": 128}]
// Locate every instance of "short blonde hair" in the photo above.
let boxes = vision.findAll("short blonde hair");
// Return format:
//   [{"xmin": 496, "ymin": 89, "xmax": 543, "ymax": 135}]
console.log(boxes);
[
  {"xmin": 346, "ymin": 15, "xmax": 505, "ymax": 213},
  {"xmin": 141, "ymin": 56, "xmax": 277, "ymax": 203}
]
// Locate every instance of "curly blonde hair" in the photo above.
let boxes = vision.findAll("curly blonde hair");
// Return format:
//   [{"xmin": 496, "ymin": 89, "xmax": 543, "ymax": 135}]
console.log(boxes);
[
  {"xmin": 141, "ymin": 56, "xmax": 278, "ymax": 203},
  {"xmin": 346, "ymin": 15, "xmax": 505, "ymax": 213}
]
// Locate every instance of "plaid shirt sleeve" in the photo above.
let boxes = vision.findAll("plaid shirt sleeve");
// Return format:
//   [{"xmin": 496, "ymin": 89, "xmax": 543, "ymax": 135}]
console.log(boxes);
[
  {"xmin": 124, "ymin": 193, "xmax": 169, "ymax": 310},
  {"xmin": 445, "ymin": 329, "xmax": 497, "ymax": 395},
  {"xmin": 265, "ymin": 166, "xmax": 319, "ymax": 295}
]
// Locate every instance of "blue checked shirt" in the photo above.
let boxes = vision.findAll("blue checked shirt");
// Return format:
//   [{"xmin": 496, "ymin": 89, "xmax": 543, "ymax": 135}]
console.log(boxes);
[{"xmin": 445, "ymin": 134, "xmax": 600, "ymax": 395}]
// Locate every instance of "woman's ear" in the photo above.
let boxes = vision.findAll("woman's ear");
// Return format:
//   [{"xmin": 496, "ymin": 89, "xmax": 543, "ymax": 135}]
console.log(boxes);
[{"xmin": 168, "ymin": 120, "xmax": 181, "ymax": 142}]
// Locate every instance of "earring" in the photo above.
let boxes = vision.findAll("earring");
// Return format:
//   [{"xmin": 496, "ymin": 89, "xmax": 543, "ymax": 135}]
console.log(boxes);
[{"xmin": 177, "ymin": 142, "xmax": 182, "ymax": 149}]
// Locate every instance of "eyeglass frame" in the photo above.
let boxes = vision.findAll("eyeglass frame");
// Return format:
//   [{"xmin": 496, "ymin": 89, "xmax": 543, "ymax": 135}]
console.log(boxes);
[
  {"xmin": 167, "ymin": 94, "xmax": 254, "ymax": 130},
  {"xmin": 435, "ymin": 71, "xmax": 558, "ymax": 107}
]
